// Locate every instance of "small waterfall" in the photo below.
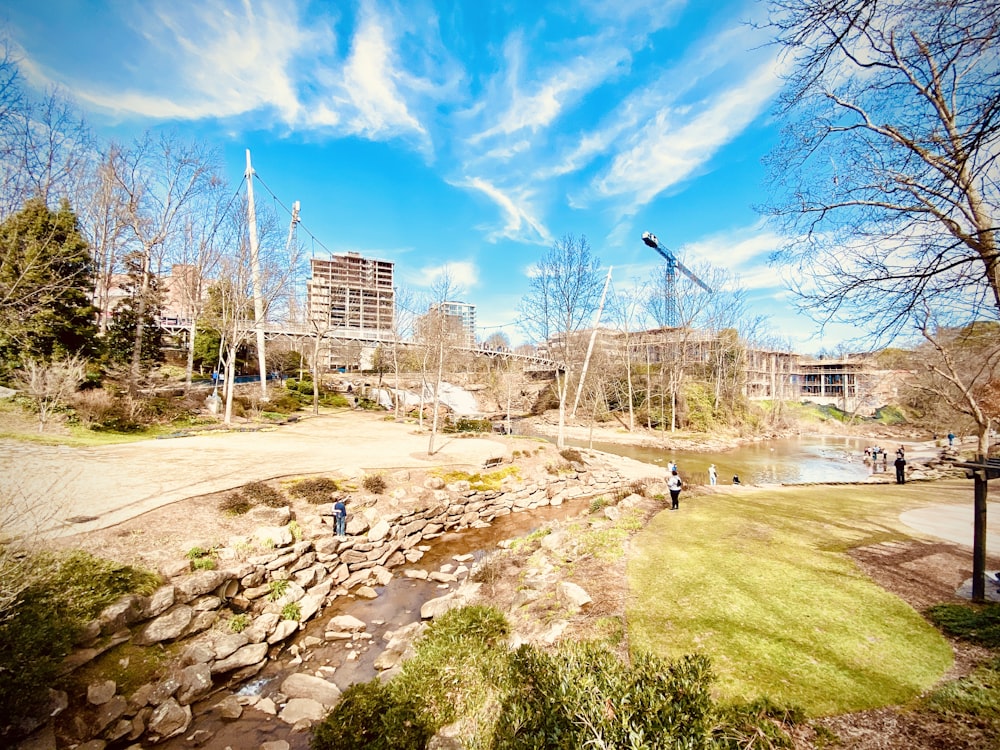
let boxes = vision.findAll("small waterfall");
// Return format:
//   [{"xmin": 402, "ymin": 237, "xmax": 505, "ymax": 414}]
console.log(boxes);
[{"xmin": 372, "ymin": 382, "xmax": 482, "ymax": 417}]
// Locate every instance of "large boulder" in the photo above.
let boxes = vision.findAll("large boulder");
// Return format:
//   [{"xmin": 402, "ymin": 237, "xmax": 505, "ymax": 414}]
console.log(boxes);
[
  {"xmin": 210, "ymin": 642, "xmax": 269, "ymax": 674},
  {"xmin": 134, "ymin": 606, "xmax": 194, "ymax": 645},
  {"xmin": 280, "ymin": 673, "xmax": 342, "ymax": 707},
  {"xmin": 146, "ymin": 698, "xmax": 191, "ymax": 742},
  {"xmin": 278, "ymin": 697, "xmax": 326, "ymax": 725},
  {"xmin": 176, "ymin": 663, "xmax": 214, "ymax": 705}
]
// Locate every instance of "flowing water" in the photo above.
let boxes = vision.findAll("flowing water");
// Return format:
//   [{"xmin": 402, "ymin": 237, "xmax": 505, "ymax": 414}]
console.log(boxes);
[
  {"xmin": 563, "ymin": 434, "xmax": 885, "ymax": 485},
  {"xmin": 157, "ymin": 433, "xmax": 878, "ymax": 748}
]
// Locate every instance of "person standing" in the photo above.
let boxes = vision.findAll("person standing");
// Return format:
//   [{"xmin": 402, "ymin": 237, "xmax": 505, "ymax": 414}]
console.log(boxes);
[
  {"xmin": 667, "ymin": 469, "xmax": 683, "ymax": 510},
  {"xmin": 333, "ymin": 497, "xmax": 348, "ymax": 538},
  {"xmin": 708, "ymin": 464, "xmax": 718, "ymax": 486},
  {"xmin": 894, "ymin": 454, "xmax": 906, "ymax": 484},
  {"xmin": 948, "ymin": 431, "xmax": 955, "ymax": 446}
]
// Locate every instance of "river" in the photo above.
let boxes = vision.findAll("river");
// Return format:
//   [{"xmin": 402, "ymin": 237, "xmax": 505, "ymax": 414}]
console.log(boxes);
[{"xmin": 563, "ymin": 434, "xmax": 887, "ymax": 485}]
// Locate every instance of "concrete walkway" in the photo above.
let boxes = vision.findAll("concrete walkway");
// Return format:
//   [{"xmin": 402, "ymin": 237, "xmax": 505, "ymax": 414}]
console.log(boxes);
[
  {"xmin": 1, "ymin": 413, "xmax": 506, "ymax": 540},
  {"xmin": 900, "ymin": 502, "xmax": 1000, "ymax": 557}
]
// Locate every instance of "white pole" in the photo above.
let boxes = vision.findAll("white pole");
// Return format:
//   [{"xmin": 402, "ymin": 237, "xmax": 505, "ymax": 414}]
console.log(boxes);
[
  {"xmin": 571, "ymin": 266, "xmax": 613, "ymax": 418},
  {"xmin": 246, "ymin": 149, "xmax": 268, "ymax": 401}
]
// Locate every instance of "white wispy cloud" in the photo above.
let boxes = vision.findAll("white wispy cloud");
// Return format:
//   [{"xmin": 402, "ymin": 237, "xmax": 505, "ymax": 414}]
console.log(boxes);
[
  {"xmin": 455, "ymin": 177, "xmax": 553, "ymax": 245},
  {"xmin": 408, "ymin": 261, "xmax": 480, "ymax": 290},
  {"xmin": 593, "ymin": 55, "xmax": 784, "ymax": 212}
]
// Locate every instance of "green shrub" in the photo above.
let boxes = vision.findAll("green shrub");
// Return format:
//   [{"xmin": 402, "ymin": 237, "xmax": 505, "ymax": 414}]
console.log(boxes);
[
  {"xmin": 219, "ymin": 492, "xmax": 252, "ymax": 515},
  {"xmin": 922, "ymin": 656, "xmax": 1000, "ymax": 726},
  {"xmin": 0, "ymin": 551, "xmax": 158, "ymax": 735},
  {"xmin": 242, "ymin": 481, "xmax": 287, "ymax": 508},
  {"xmin": 321, "ymin": 392, "xmax": 350, "ymax": 408},
  {"xmin": 559, "ymin": 447, "xmax": 584, "ymax": 464},
  {"xmin": 362, "ymin": 473, "xmax": 387, "ymax": 494},
  {"xmin": 445, "ymin": 418, "xmax": 493, "ymax": 433},
  {"xmin": 229, "ymin": 613, "xmax": 250, "ymax": 633},
  {"xmin": 926, "ymin": 603, "xmax": 1000, "ymax": 648},
  {"xmin": 311, "ymin": 679, "xmax": 431, "ymax": 750},
  {"xmin": 491, "ymin": 645, "xmax": 715, "ymax": 749},
  {"xmin": 712, "ymin": 697, "xmax": 801, "ymax": 749},
  {"xmin": 281, "ymin": 602, "xmax": 301, "ymax": 621},
  {"xmin": 289, "ymin": 477, "xmax": 339, "ymax": 504},
  {"xmin": 191, "ymin": 557, "xmax": 216, "ymax": 571},
  {"xmin": 590, "ymin": 496, "xmax": 610, "ymax": 514},
  {"xmin": 268, "ymin": 579, "xmax": 289, "ymax": 601}
]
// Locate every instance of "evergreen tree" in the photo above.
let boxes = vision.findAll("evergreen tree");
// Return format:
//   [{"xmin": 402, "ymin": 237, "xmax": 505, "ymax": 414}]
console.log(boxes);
[
  {"xmin": 0, "ymin": 197, "xmax": 97, "ymax": 376},
  {"xmin": 104, "ymin": 252, "xmax": 164, "ymax": 369}
]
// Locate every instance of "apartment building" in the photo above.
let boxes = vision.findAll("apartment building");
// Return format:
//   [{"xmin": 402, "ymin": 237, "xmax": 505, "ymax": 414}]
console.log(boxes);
[
  {"xmin": 428, "ymin": 300, "xmax": 477, "ymax": 347},
  {"xmin": 307, "ymin": 252, "xmax": 395, "ymax": 335}
]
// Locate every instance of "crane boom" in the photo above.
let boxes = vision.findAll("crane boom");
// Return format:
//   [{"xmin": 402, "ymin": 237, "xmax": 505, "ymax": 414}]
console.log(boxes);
[{"xmin": 641, "ymin": 231, "xmax": 712, "ymax": 293}]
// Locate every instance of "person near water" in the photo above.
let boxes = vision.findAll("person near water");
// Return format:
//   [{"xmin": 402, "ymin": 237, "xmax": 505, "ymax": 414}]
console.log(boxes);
[
  {"xmin": 894, "ymin": 453, "xmax": 906, "ymax": 484},
  {"xmin": 948, "ymin": 431, "xmax": 955, "ymax": 446},
  {"xmin": 708, "ymin": 464, "xmax": 718, "ymax": 486},
  {"xmin": 667, "ymin": 469, "xmax": 683, "ymax": 510},
  {"xmin": 333, "ymin": 497, "xmax": 348, "ymax": 537},
  {"xmin": 732, "ymin": 474, "xmax": 741, "ymax": 485},
  {"xmin": 667, "ymin": 460, "xmax": 677, "ymax": 473}
]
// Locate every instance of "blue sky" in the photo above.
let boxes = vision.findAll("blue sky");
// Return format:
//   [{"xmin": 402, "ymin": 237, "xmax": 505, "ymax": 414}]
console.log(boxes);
[{"xmin": 2, "ymin": 0, "xmax": 860, "ymax": 353}]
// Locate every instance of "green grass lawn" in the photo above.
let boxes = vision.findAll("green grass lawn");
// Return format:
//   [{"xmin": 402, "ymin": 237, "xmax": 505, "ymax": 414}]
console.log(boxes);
[{"xmin": 628, "ymin": 481, "xmax": 965, "ymax": 716}]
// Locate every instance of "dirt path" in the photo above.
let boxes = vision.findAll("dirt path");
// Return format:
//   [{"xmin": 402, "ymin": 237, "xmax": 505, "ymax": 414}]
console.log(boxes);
[{"xmin": 1, "ymin": 413, "xmax": 508, "ymax": 540}]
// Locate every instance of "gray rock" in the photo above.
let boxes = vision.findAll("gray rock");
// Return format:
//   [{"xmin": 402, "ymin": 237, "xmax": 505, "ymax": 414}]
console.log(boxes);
[
  {"xmin": 210, "ymin": 642, "xmax": 269, "ymax": 674},
  {"xmin": 184, "ymin": 729, "xmax": 214, "ymax": 746},
  {"xmin": 87, "ymin": 679, "xmax": 117, "ymax": 705},
  {"xmin": 328, "ymin": 614, "xmax": 366, "ymax": 631},
  {"xmin": 280, "ymin": 673, "xmax": 342, "ymax": 707},
  {"xmin": 367, "ymin": 519, "xmax": 391, "ymax": 542},
  {"xmin": 424, "ymin": 476, "xmax": 446, "ymax": 490},
  {"xmin": 255, "ymin": 525, "xmax": 294, "ymax": 548},
  {"xmin": 93, "ymin": 695, "xmax": 127, "ymax": 734},
  {"xmin": 190, "ymin": 594, "xmax": 222, "ymax": 612},
  {"xmin": 143, "ymin": 586, "xmax": 176, "ymax": 619},
  {"xmin": 297, "ymin": 593, "xmax": 324, "ymax": 624},
  {"xmin": 214, "ymin": 694, "xmax": 243, "ymax": 720},
  {"xmin": 176, "ymin": 663, "xmax": 213, "ymax": 705},
  {"xmin": 146, "ymin": 698, "xmax": 191, "ymax": 742},
  {"xmin": 557, "ymin": 581, "xmax": 592, "ymax": 609},
  {"xmin": 180, "ymin": 641, "xmax": 215, "ymax": 666},
  {"xmin": 212, "ymin": 631, "xmax": 249, "ymax": 660},
  {"xmin": 149, "ymin": 675, "xmax": 181, "ymax": 705},
  {"xmin": 261, "ymin": 741, "xmax": 291, "ymax": 750},
  {"xmin": 355, "ymin": 585, "xmax": 378, "ymax": 599},
  {"xmin": 278, "ymin": 697, "xmax": 326, "ymax": 725},
  {"xmin": 420, "ymin": 592, "xmax": 457, "ymax": 619},
  {"xmin": 268, "ymin": 619, "xmax": 299, "ymax": 644},
  {"xmin": 175, "ymin": 570, "xmax": 234, "ymax": 603},
  {"xmin": 134, "ymin": 605, "xmax": 194, "ymax": 645},
  {"xmin": 97, "ymin": 595, "xmax": 143, "ymax": 635}
]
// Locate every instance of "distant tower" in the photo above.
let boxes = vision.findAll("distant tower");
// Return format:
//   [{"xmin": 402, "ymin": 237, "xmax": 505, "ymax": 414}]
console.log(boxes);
[
  {"xmin": 428, "ymin": 300, "xmax": 477, "ymax": 347},
  {"xmin": 307, "ymin": 252, "xmax": 395, "ymax": 334}
]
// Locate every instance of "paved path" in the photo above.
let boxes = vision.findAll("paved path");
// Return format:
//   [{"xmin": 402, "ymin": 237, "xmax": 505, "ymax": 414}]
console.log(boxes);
[
  {"xmin": 1, "ymin": 413, "xmax": 506, "ymax": 540},
  {"xmin": 900, "ymin": 501, "xmax": 1000, "ymax": 557}
]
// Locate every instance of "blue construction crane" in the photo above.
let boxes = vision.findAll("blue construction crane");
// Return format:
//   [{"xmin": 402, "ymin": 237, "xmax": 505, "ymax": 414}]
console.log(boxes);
[{"xmin": 642, "ymin": 231, "xmax": 712, "ymax": 327}]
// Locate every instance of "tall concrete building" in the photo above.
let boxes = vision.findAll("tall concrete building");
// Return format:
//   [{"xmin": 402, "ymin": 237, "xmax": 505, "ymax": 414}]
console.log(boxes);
[
  {"xmin": 429, "ymin": 300, "xmax": 477, "ymax": 346},
  {"xmin": 307, "ymin": 252, "xmax": 395, "ymax": 335}
]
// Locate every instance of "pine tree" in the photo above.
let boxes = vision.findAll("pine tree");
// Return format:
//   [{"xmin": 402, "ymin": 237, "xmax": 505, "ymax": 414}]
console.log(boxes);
[
  {"xmin": 104, "ymin": 252, "xmax": 165, "ymax": 370},
  {"xmin": 0, "ymin": 197, "xmax": 97, "ymax": 376}
]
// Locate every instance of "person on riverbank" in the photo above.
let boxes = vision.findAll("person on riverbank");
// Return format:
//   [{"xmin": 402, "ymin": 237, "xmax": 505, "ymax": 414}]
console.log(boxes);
[
  {"xmin": 708, "ymin": 464, "xmax": 718, "ymax": 486},
  {"xmin": 667, "ymin": 470, "xmax": 683, "ymax": 510},
  {"xmin": 894, "ymin": 454, "xmax": 906, "ymax": 484},
  {"xmin": 948, "ymin": 431, "xmax": 955, "ymax": 446},
  {"xmin": 333, "ymin": 497, "xmax": 348, "ymax": 538}
]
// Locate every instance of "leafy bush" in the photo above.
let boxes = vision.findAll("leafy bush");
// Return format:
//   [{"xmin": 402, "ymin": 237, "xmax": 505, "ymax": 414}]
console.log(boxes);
[
  {"xmin": 281, "ymin": 602, "xmax": 301, "ymax": 621},
  {"xmin": 926, "ymin": 603, "xmax": 1000, "ymax": 648},
  {"xmin": 590, "ymin": 496, "xmax": 610, "ymax": 514},
  {"xmin": 712, "ymin": 697, "xmax": 800, "ymax": 749},
  {"xmin": 229, "ymin": 613, "xmax": 250, "ymax": 633},
  {"xmin": 311, "ymin": 679, "xmax": 431, "ymax": 750},
  {"xmin": 490, "ymin": 644, "xmax": 715, "ymax": 749},
  {"xmin": 445, "ymin": 418, "xmax": 493, "ymax": 434},
  {"xmin": 289, "ymin": 477, "xmax": 339, "ymax": 504},
  {"xmin": 268, "ymin": 579, "xmax": 289, "ymax": 601},
  {"xmin": 0, "ymin": 551, "xmax": 159, "ymax": 736},
  {"xmin": 242, "ymin": 481, "xmax": 287, "ymax": 508},
  {"xmin": 362, "ymin": 473, "xmax": 387, "ymax": 494},
  {"xmin": 559, "ymin": 447, "xmax": 584, "ymax": 464},
  {"xmin": 219, "ymin": 492, "xmax": 252, "ymax": 515},
  {"xmin": 191, "ymin": 557, "xmax": 217, "ymax": 571}
]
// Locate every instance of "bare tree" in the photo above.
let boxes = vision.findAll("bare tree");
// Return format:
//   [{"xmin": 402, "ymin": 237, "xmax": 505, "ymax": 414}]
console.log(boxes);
[
  {"xmin": 108, "ymin": 132, "xmax": 217, "ymax": 393},
  {"xmin": 417, "ymin": 270, "xmax": 466, "ymax": 455},
  {"xmin": 909, "ymin": 315, "xmax": 1000, "ymax": 456},
  {"xmin": 765, "ymin": 0, "xmax": 1000, "ymax": 337},
  {"xmin": 518, "ymin": 234, "xmax": 604, "ymax": 448},
  {"xmin": 15, "ymin": 355, "xmax": 87, "ymax": 432}
]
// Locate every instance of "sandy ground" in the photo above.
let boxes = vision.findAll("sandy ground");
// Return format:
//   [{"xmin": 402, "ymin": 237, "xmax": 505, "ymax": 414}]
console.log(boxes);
[{"xmin": 0, "ymin": 412, "xmax": 510, "ymax": 540}]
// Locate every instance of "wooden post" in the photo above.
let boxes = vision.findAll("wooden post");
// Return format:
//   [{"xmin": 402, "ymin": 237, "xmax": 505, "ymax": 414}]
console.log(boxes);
[{"xmin": 973, "ymin": 469, "xmax": 988, "ymax": 602}]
